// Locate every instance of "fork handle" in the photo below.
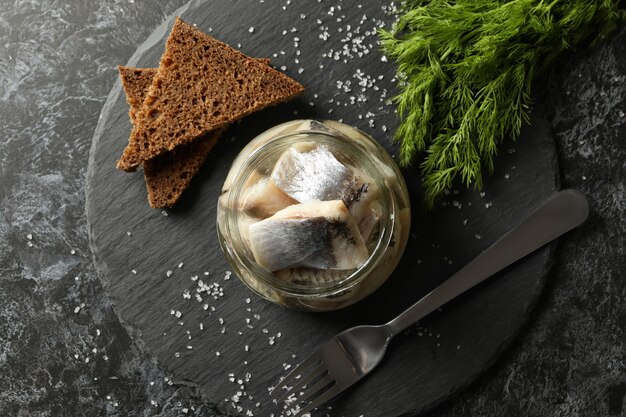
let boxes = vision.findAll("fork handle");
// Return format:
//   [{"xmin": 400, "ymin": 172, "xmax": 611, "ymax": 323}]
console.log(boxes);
[{"xmin": 384, "ymin": 189, "xmax": 588, "ymax": 337}]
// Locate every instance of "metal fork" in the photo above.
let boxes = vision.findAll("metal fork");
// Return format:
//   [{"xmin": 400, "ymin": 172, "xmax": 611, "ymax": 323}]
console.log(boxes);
[{"xmin": 270, "ymin": 189, "xmax": 588, "ymax": 416}]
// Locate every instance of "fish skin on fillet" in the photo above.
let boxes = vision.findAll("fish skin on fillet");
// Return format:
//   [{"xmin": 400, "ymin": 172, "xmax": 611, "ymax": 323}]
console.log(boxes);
[
  {"xmin": 271, "ymin": 144, "xmax": 359, "ymax": 204},
  {"xmin": 248, "ymin": 200, "xmax": 368, "ymax": 272},
  {"xmin": 271, "ymin": 143, "xmax": 381, "ymax": 240}
]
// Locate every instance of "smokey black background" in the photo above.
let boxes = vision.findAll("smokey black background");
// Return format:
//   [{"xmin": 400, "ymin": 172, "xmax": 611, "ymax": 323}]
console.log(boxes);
[{"xmin": 0, "ymin": 1, "xmax": 624, "ymax": 416}]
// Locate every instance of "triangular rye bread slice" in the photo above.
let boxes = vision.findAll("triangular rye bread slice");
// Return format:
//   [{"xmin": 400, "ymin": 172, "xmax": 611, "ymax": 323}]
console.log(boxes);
[
  {"xmin": 118, "ymin": 61, "xmax": 270, "ymax": 208},
  {"xmin": 116, "ymin": 17, "xmax": 304, "ymax": 172},
  {"xmin": 118, "ymin": 67, "xmax": 158, "ymax": 124},
  {"xmin": 118, "ymin": 66, "xmax": 220, "ymax": 207},
  {"xmin": 142, "ymin": 132, "xmax": 222, "ymax": 208}
]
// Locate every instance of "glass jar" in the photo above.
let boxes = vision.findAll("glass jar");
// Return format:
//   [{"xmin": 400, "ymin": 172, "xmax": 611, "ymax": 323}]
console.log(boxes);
[{"xmin": 217, "ymin": 120, "xmax": 410, "ymax": 311}]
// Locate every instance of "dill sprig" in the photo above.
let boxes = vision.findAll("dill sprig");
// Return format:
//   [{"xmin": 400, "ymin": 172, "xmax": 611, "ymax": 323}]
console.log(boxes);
[{"xmin": 380, "ymin": 0, "xmax": 625, "ymax": 207}]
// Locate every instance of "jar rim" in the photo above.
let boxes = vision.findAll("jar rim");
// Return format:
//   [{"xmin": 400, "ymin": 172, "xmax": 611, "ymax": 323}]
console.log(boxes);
[{"xmin": 219, "ymin": 123, "xmax": 397, "ymax": 298}]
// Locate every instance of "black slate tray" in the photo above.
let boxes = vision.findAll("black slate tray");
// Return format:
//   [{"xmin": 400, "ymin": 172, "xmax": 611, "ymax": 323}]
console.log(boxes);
[{"xmin": 86, "ymin": 1, "xmax": 559, "ymax": 416}]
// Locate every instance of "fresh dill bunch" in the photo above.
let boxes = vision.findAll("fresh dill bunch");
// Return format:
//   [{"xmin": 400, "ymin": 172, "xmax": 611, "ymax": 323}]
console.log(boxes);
[{"xmin": 379, "ymin": 0, "xmax": 625, "ymax": 207}]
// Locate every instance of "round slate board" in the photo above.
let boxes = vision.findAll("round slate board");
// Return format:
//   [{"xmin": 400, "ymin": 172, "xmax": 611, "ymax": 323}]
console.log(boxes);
[{"xmin": 86, "ymin": 1, "xmax": 559, "ymax": 416}]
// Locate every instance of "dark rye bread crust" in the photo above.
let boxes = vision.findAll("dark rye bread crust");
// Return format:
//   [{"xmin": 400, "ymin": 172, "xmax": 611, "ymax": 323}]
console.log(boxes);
[
  {"xmin": 119, "ymin": 66, "xmax": 221, "ymax": 208},
  {"xmin": 116, "ymin": 17, "xmax": 304, "ymax": 172},
  {"xmin": 142, "ymin": 131, "xmax": 222, "ymax": 208},
  {"xmin": 118, "ymin": 61, "xmax": 271, "ymax": 208},
  {"xmin": 118, "ymin": 67, "xmax": 158, "ymax": 124}
]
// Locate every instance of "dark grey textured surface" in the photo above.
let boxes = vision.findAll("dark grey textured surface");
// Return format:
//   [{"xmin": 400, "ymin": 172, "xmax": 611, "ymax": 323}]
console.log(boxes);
[
  {"xmin": 85, "ymin": 1, "xmax": 557, "ymax": 416},
  {"xmin": 0, "ymin": 1, "xmax": 624, "ymax": 417}
]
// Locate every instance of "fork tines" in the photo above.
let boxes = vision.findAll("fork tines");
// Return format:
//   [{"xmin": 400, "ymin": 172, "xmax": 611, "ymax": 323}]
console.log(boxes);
[{"xmin": 270, "ymin": 350, "xmax": 339, "ymax": 416}]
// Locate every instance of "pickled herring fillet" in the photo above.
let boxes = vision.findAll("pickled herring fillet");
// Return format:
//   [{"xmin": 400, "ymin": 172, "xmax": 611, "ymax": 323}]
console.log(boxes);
[
  {"xmin": 248, "ymin": 200, "xmax": 368, "ymax": 272},
  {"xmin": 241, "ymin": 177, "xmax": 297, "ymax": 218},
  {"xmin": 271, "ymin": 145, "xmax": 359, "ymax": 204},
  {"xmin": 274, "ymin": 267, "xmax": 351, "ymax": 285},
  {"xmin": 345, "ymin": 178, "xmax": 381, "ymax": 242}
]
